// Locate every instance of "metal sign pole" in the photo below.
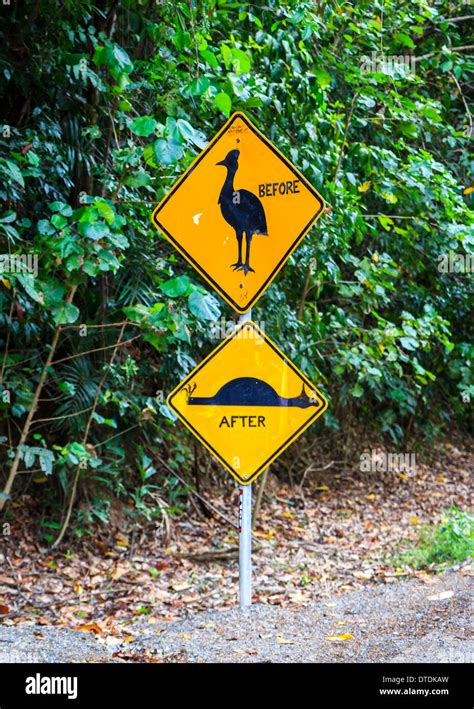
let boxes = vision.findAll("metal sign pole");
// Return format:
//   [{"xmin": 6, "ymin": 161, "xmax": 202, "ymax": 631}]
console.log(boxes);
[
  {"xmin": 239, "ymin": 483, "xmax": 252, "ymax": 607},
  {"xmin": 238, "ymin": 309, "xmax": 252, "ymax": 608}
]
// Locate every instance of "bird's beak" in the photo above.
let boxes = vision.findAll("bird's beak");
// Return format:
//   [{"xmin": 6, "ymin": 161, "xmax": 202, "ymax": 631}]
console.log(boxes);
[{"xmin": 216, "ymin": 159, "xmax": 226, "ymax": 166}]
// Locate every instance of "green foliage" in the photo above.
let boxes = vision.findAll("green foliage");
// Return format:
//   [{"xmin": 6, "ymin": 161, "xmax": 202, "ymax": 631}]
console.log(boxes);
[
  {"xmin": 396, "ymin": 508, "xmax": 474, "ymax": 569},
  {"xmin": 0, "ymin": 0, "xmax": 472, "ymax": 533}
]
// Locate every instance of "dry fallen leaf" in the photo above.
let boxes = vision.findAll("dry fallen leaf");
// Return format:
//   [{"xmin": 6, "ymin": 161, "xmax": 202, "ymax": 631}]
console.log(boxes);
[
  {"xmin": 326, "ymin": 633, "xmax": 354, "ymax": 642},
  {"xmin": 77, "ymin": 623, "xmax": 104, "ymax": 635},
  {"xmin": 233, "ymin": 648, "xmax": 257, "ymax": 656},
  {"xmin": 276, "ymin": 636, "xmax": 294, "ymax": 645},
  {"xmin": 289, "ymin": 590, "xmax": 308, "ymax": 603},
  {"xmin": 0, "ymin": 604, "xmax": 10, "ymax": 615},
  {"xmin": 354, "ymin": 569, "xmax": 373, "ymax": 580},
  {"xmin": 428, "ymin": 590, "xmax": 454, "ymax": 601},
  {"xmin": 173, "ymin": 582, "xmax": 192, "ymax": 592},
  {"xmin": 111, "ymin": 564, "xmax": 129, "ymax": 581},
  {"xmin": 254, "ymin": 529, "xmax": 276, "ymax": 540}
]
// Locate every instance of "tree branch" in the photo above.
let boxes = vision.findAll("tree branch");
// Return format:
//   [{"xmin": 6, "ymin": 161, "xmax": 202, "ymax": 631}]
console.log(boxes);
[
  {"xmin": 0, "ymin": 286, "xmax": 78, "ymax": 512},
  {"xmin": 52, "ymin": 322, "xmax": 129, "ymax": 547}
]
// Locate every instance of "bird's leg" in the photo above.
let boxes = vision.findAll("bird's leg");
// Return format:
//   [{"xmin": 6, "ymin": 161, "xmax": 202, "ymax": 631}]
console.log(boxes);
[
  {"xmin": 242, "ymin": 233, "xmax": 255, "ymax": 275},
  {"xmin": 231, "ymin": 231, "xmax": 243, "ymax": 270}
]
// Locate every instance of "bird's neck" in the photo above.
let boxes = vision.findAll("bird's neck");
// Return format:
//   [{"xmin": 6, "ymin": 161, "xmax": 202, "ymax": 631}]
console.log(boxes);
[{"xmin": 219, "ymin": 169, "xmax": 235, "ymax": 202}]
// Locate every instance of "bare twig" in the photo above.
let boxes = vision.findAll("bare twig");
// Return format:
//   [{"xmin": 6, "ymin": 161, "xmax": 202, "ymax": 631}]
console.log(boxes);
[
  {"xmin": 187, "ymin": 0, "xmax": 200, "ymax": 78},
  {"xmin": 415, "ymin": 45, "xmax": 474, "ymax": 62},
  {"xmin": 31, "ymin": 407, "xmax": 93, "ymax": 425},
  {"xmin": 446, "ymin": 15, "xmax": 474, "ymax": 23},
  {"xmin": 0, "ymin": 296, "xmax": 15, "ymax": 385},
  {"xmin": 155, "ymin": 455, "xmax": 239, "ymax": 529},
  {"xmin": 50, "ymin": 335, "xmax": 141, "ymax": 366},
  {"xmin": 0, "ymin": 286, "xmax": 78, "ymax": 512},
  {"xmin": 297, "ymin": 262, "xmax": 313, "ymax": 320},
  {"xmin": 333, "ymin": 92, "xmax": 359, "ymax": 182},
  {"xmin": 449, "ymin": 71, "xmax": 473, "ymax": 137},
  {"xmin": 94, "ymin": 423, "xmax": 140, "ymax": 449},
  {"xmin": 299, "ymin": 460, "xmax": 335, "ymax": 493},
  {"xmin": 52, "ymin": 323, "xmax": 129, "ymax": 548},
  {"xmin": 61, "ymin": 321, "xmax": 132, "ymax": 331},
  {"xmin": 252, "ymin": 469, "xmax": 268, "ymax": 530},
  {"xmin": 182, "ymin": 546, "xmax": 239, "ymax": 562}
]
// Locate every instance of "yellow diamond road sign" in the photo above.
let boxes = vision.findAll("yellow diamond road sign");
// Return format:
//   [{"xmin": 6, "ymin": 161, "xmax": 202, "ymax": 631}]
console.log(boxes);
[
  {"xmin": 152, "ymin": 112, "xmax": 325, "ymax": 313},
  {"xmin": 167, "ymin": 321, "xmax": 328, "ymax": 485}
]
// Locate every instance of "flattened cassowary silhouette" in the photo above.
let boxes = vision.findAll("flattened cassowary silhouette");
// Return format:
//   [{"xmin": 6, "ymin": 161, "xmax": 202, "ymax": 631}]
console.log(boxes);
[{"xmin": 216, "ymin": 149, "xmax": 268, "ymax": 275}]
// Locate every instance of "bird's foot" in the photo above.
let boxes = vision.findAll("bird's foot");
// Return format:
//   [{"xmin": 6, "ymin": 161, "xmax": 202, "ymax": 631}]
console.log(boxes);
[
  {"xmin": 231, "ymin": 262, "xmax": 243, "ymax": 271},
  {"xmin": 241, "ymin": 264, "xmax": 255, "ymax": 275}
]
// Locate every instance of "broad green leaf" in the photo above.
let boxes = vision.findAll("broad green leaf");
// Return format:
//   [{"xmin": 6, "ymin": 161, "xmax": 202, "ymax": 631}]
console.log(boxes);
[
  {"xmin": 51, "ymin": 214, "xmax": 68, "ymax": 229},
  {"xmin": 38, "ymin": 219, "xmax": 55, "ymax": 235},
  {"xmin": 40, "ymin": 279, "xmax": 65, "ymax": 304},
  {"xmin": 1, "ymin": 159, "xmax": 24, "ymax": 187},
  {"xmin": 188, "ymin": 292, "xmax": 221, "ymax": 320},
  {"xmin": 0, "ymin": 211, "xmax": 16, "ymax": 223},
  {"xmin": 189, "ymin": 77, "xmax": 210, "ymax": 96},
  {"xmin": 176, "ymin": 119, "xmax": 207, "ymax": 148},
  {"xmin": 315, "ymin": 68, "xmax": 332, "ymax": 88},
  {"xmin": 400, "ymin": 336, "xmax": 419, "ymax": 351},
  {"xmin": 173, "ymin": 29, "xmax": 191, "ymax": 50},
  {"xmin": 96, "ymin": 201, "xmax": 115, "ymax": 224},
  {"xmin": 231, "ymin": 48, "xmax": 251, "ymax": 74},
  {"xmin": 79, "ymin": 221, "xmax": 110, "ymax": 240},
  {"xmin": 130, "ymin": 116, "xmax": 157, "ymax": 137},
  {"xmin": 214, "ymin": 92, "xmax": 232, "ymax": 117},
  {"xmin": 160, "ymin": 275, "xmax": 192, "ymax": 297},
  {"xmin": 38, "ymin": 448, "xmax": 55, "ymax": 475},
  {"xmin": 16, "ymin": 273, "xmax": 43, "ymax": 303},
  {"xmin": 50, "ymin": 302, "xmax": 80, "ymax": 325},
  {"xmin": 153, "ymin": 138, "xmax": 183, "ymax": 165},
  {"xmin": 123, "ymin": 171, "xmax": 152, "ymax": 187},
  {"xmin": 350, "ymin": 383, "xmax": 364, "ymax": 398},
  {"xmin": 395, "ymin": 32, "xmax": 415, "ymax": 48},
  {"xmin": 49, "ymin": 201, "xmax": 72, "ymax": 216},
  {"xmin": 113, "ymin": 46, "xmax": 133, "ymax": 74}
]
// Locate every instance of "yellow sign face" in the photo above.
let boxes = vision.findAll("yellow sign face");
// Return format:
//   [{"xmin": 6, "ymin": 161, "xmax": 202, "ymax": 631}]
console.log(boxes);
[
  {"xmin": 152, "ymin": 112, "xmax": 325, "ymax": 313},
  {"xmin": 167, "ymin": 321, "xmax": 328, "ymax": 485}
]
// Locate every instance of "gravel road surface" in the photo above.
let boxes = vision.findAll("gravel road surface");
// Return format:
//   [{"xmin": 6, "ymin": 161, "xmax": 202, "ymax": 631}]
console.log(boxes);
[{"xmin": 0, "ymin": 567, "xmax": 471, "ymax": 663}]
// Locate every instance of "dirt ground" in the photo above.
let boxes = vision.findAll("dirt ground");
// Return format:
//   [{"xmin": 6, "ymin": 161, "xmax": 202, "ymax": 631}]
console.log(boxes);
[
  {"xmin": 0, "ymin": 566, "xmax": 471, "ymax": 663},
  {"xmin": 0, "ymin": 440, "xmax": 471, "ymax": 662}
]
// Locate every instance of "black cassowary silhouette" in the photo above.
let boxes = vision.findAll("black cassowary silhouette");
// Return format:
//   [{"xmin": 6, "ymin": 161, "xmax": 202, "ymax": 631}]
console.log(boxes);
[
  {"xmin": 216, "ymin": 150, "xmax": 268, "ymax": 275},
  {"xmin": 187, "ymin": 377, "xmax": 317, "ymax": 408}
]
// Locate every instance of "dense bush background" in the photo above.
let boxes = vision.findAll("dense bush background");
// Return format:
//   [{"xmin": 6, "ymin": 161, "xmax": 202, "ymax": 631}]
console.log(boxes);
[{"xmin": 0, "ymin": 0, "xmax": 472, "ymax": 540}]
